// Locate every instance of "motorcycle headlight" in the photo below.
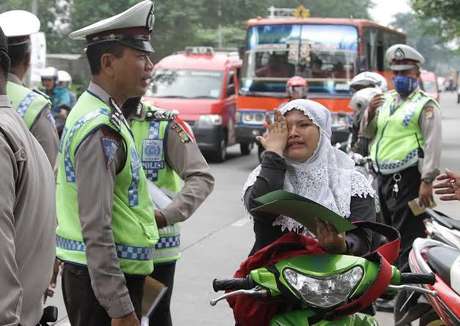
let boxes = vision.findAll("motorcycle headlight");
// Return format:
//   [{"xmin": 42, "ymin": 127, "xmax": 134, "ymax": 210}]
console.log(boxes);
[
  {"xmin": 197, "ymin": 114, "xmax": 223, "ymax": 128},
  {"xmin": 283, "ymin": 266, "xmax": 363, "ymax": 308}
]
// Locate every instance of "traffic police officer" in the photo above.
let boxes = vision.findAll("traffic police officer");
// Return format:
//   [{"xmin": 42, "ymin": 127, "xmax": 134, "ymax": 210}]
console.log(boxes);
[
  {"xmin": 125, "ymin": 98, "xmax": 214, "ymax": 326},
  {"xmin": 363, "ymin": 44, "xmax": 442, "ymax": 272},
  {"xmin": 55, "ymin": 1, "xmax": 158, "ymax": 325},
  {"xmin": 0, "ymin": 25, "xmax": 56, "ymax": 326},
  {"xmin": 0, "ymin": 10, "xmax": 59, "ymax": 167},
  {"xmin": 349, "ymin": 71, "xmax": 388, "ymax": 156}
]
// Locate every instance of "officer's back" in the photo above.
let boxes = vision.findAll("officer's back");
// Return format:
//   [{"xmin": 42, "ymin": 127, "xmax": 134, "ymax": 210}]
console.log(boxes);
[{"xmin": 0, "ymin": 27, "xmax": 56, "ymax": 326}]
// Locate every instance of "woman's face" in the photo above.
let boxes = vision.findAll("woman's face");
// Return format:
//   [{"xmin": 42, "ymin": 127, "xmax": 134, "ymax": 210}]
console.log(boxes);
[{"xmin": 284, "ymin": 109, "xmax": 320, "ymax": 162}]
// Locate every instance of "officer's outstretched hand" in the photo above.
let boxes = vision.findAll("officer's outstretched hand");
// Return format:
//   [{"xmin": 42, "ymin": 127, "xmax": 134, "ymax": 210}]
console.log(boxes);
[
  {"xmin": 434, "ymin": 169, "xmax": 460, "ymax": 201},
  {"xmin": 112, "ymin": 312, "xmax": 139, "ymax": 326}
]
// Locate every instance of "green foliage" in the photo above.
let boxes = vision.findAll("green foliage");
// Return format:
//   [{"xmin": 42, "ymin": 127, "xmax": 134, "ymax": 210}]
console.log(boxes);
[
  {"xmin": 1, "ymin": 0, "xmax": 373, "ymax": 59},
  {"xmin": 411, "ymin": 0, "xmax": 460, "ymax": 38},
  {"xmin": 390, "ymin": 12, "xmax": 460, "ymax": 75}
]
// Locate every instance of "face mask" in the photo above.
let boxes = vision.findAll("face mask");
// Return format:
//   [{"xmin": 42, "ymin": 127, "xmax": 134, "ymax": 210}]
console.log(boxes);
[{"xmin": 393, "ymin": 75, "xmax": 418, "ymax": 96}]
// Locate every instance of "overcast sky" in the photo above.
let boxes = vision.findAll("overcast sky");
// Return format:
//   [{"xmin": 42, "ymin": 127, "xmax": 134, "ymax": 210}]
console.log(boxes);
[{"xmin": 369, "ymin": 0, "xmax": 412, "ymax": 26}]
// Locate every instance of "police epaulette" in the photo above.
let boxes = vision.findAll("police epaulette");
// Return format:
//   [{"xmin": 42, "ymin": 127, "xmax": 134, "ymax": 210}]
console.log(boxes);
[
  {"xmin": 32, "ymin": 88, "xmax": 50, "ymax": 100},
  {"xmin": 109, "ymin": 111, "xmax": 122, "ymax": 131},
  {"xmin": 145, "ymin": 108, "xmax": 178, "ymax": 121}
]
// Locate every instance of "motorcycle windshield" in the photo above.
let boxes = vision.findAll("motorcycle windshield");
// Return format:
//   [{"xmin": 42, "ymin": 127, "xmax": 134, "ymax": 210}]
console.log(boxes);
[{"xmin": 241, "ymin": 24, "xmax": 358, "ymax": 96}]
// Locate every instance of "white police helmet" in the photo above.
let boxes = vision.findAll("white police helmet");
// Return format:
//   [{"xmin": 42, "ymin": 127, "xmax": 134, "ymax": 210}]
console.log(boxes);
[
  {"xmin": 0, "ymin": 10, "xmax": 40, "ymax": 46},
  {"xmin": 349, "ymin": 87, "xmax": 382, "ymax": 112},
  {"xmin": 350, "ymin": 72, "xmax": 388, "ymax": 92},
  {"xmin": 70, "ymin": 0, "xmax": 155, "ymax": 53},
  {"xmin": 58, "ymin": 70, "xmax": 72, "ymax": 83},
  {"xmin": 386, "ymin": 44, "xmax": 425, "ymax": 71},
  {"xmin": 41, "ymin": 66, "xmax": 58, "ymax": 79}
]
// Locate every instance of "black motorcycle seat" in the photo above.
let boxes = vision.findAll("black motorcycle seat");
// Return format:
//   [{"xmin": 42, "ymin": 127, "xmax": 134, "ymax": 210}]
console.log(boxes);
[
  {"xmin": 426, "ymin": 245, "xmax": 460, "ymax": 294},
  {"xmin": 429, "ymin": 210, "xmax": 460, "ymax": 230}
]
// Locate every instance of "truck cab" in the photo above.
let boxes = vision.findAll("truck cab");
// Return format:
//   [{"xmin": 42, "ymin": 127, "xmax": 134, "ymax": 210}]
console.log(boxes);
[{"xmin": 143, "ymin": 47, "xmax": 241, "ymax": 162}]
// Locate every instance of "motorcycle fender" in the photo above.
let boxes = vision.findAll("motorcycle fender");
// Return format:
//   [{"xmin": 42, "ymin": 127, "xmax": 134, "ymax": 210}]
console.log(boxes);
[{"xmin": 270, "ymin": 311, "xmax": 378, "ymax": 326}]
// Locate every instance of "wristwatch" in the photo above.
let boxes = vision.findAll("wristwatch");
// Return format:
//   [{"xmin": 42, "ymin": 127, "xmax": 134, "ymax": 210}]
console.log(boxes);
[{"xmin": 421, "ymin": 176, "xmax": 435, "ymax": 184}]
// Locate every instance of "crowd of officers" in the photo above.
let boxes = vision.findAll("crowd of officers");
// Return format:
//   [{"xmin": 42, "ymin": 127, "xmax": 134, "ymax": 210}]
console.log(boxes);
[
  {"xmin": 0, "ymin": 0, "xmax": 458, "ymax": 325},
  {"xmin": 0, "ymin": 1, "xmax": 214, "ymax": 325}
]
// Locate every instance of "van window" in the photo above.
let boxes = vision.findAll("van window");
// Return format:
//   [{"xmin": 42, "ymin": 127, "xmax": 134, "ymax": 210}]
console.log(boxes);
[{"xmin": 151, "ymin": 69, "xmax": 224, "ymax": 99}]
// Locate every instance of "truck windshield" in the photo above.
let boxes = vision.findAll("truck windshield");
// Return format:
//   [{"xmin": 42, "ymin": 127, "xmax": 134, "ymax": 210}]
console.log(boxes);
[
  {"xmin": 151, "ymin": 69, "xmax": 223, "ymax": 99},
  {"xmin": 241, "ymin": 24, "xmax": 358, "ymax": 96}
]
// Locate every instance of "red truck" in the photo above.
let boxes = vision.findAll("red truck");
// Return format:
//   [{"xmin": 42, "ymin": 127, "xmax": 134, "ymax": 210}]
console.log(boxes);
[{"xmin": 143, "ymin": 47, "xmax": 241, "ymax": 162}]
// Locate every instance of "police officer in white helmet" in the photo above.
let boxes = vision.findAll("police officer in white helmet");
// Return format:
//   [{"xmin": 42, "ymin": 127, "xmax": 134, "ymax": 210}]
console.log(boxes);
[
  {"xmin": 0, "ymin": 10, "xmax": 59, "ymax": 166},
  {"xmin": 349, "ymin": 71, "xmax": 387, "ymax": 155},
  {"xmin": 361, "ymin": 44, "xmax": 442, "ymax": 310}
]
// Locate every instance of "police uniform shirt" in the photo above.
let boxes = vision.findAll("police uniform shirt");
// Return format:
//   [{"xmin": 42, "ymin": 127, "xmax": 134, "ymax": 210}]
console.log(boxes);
[
  {"xmin": 361, "ymin": 92, "xmax": 442, "ymax": 180},
  {"xmin": 0, "ymin": 95, "xmax": 56, "ymax": 326},
  {"xmin": 8, "ymin": 73, "xmax": 59, "ymax": 168},
  {"xmin": 128, "ymin": 105, "xmax": 215, "ymax": 225}
]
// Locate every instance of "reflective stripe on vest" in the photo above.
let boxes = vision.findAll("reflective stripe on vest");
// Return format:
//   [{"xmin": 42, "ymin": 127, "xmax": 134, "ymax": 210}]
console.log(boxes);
[
  {"xmin": 63, "ymin": 108, "xmax": 110, "ymax": 182},
  {"xmin": 57, "ymin": 236, "xmax": 154, "ymax": 261},
  {"xmin": 17, "ymin": 91, "xmax": 38, "ymax": 118}
]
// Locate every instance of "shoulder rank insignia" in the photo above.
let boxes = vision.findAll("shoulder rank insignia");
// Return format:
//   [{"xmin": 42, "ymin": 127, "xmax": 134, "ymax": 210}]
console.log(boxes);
[
  {"xmin": 145, "ymin": 108, "xmax": 178, "ymax": 121},
  {"xmin": 171, "ymin": 117, "xmax": 195, "ymax": 143}
]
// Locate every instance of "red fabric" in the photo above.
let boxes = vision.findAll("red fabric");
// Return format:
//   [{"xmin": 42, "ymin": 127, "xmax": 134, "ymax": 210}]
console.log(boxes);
[
  {"xmin": 227, "ymin": 232, "xmax": 324, "ymax": 326},
  {"xmin": 174, "ymin": 116, "xmax": 195, "ymax": 141}
]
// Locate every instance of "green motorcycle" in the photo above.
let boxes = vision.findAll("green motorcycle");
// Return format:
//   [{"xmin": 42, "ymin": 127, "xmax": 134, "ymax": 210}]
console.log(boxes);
[{"xmin": 211, "ymin": 225, "xmax": 436, "ymax": 325}]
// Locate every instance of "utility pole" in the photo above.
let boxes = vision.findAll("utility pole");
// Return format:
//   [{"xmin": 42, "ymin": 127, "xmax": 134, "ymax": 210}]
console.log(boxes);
[
  {"xmin": 31, "ymin": 0, "xmax": 38, "ymax": 15},
  {"xmin": 217, "ymin": 0, "xmax": 223, "ymax": 49}
]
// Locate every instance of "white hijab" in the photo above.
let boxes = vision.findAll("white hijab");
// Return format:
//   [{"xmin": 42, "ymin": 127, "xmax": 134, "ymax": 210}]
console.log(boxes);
[{"xmin": 242, "ymin": 99, "xmax": 375, "ymax": 232}]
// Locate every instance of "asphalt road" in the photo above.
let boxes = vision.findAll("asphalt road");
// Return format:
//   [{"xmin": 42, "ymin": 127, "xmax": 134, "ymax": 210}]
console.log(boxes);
[{"xmin": 51, "ymin": 91, "xmax": 460, "ymax": 325}]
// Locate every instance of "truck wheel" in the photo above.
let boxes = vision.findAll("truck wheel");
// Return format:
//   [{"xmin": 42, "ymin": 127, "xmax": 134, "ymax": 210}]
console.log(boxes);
[
  {"xmin": 240, "ymin": 142, "xmax": 252, "ymax": 156},
  {"xmin": 210, "ymin": 138, "xmax": 227, "ymax": 163}
]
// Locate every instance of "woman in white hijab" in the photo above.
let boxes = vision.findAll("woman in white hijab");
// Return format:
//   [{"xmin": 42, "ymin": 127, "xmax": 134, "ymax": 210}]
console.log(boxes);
[{"xmin": 243, "ymin": 99, "xmax": 376, "ymax": 256}]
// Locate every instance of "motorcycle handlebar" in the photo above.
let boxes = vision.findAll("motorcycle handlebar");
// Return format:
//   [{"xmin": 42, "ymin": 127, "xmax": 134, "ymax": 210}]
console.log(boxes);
[
  {"xmin": 213, "ymin": 277, "xmax": 255, "ymax": 292},
  {"xmin": 400, "ymin": 273, "xmax": 436, "ymax": 285}
]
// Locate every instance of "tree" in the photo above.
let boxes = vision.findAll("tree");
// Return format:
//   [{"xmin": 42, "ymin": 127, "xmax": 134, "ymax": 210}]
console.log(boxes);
[
  {"xmin": 390, "ymin": 12, "xmax": 460, "ymax": 75},
  {"xmin": 411, "ymin": 0, "xmax": 460, "ymax": 38}
]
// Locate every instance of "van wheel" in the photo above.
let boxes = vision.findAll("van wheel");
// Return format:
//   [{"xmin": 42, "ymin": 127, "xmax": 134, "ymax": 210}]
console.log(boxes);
[
  {"xmin": 240, "ymin": 142, "xmax": 253, "ymax": 155},
  {"xmin": 210, "ymin": 138, "xmax": 227, "ymax": 163}
]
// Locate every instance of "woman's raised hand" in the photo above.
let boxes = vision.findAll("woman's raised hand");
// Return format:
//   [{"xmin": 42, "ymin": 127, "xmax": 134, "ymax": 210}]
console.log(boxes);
[{"xmin": 256, "ymin": 110, "xmax": 288, "ymax": 156}]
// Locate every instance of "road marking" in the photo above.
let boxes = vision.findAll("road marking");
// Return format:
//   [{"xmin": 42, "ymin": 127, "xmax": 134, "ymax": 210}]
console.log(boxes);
[{"xmin": 232, "ymin": 218, "xmax": 249, "ymax": 227}]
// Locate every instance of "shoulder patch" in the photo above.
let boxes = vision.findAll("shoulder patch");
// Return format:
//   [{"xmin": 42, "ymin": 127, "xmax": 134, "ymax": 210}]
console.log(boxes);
[
  {"xmin": 45, "ymin": 110, "xmax": 56, "ymax": 127},
  {"xmin": 424, "ymin": 106, "xmax": 434, "ymax": 119},
  {"xmin": 101, "ymin": 136, "xmax": 120, "ymax": 168},
  {"xmin": 171, "ymin": 117, "xmax": 195, "ymax": 143}
]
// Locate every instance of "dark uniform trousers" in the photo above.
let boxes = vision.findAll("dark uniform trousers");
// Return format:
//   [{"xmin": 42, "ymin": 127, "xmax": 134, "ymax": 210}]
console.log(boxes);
[
  {"xmin": 149, "ymin": 262, "xmax": 176, "ymax": 326},
  {"xmin": 62, "ymin": 263, "xmax": 145, "ymax": 326},
  {"xmin": 377, "ymin": 166, "xmax": 427, "ymax": 272}
]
